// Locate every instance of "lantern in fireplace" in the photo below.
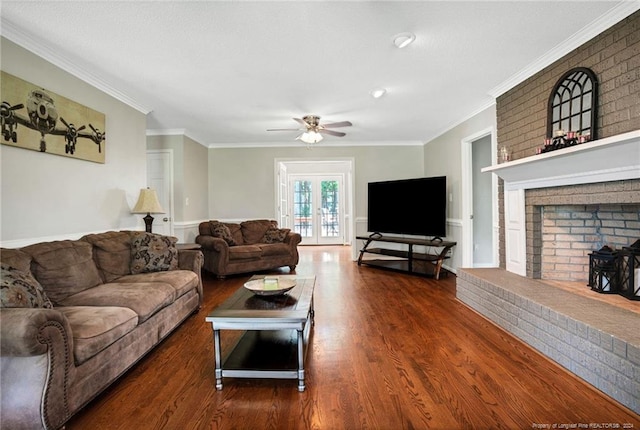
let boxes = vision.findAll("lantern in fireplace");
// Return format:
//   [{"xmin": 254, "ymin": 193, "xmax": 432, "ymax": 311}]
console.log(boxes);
[
  {"xmin": 618, "ymin": 240, "xmax": 640, "ymax": 301},
  {"xmin": 588, "ymin": 246, "xmax": 620, "ymax": 294}
]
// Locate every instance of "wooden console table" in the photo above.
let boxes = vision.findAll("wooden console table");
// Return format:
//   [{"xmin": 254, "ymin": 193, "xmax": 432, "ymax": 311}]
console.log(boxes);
[{"xmin": 356, "ymin": 235, "xmax": 456, "ymax": 280}]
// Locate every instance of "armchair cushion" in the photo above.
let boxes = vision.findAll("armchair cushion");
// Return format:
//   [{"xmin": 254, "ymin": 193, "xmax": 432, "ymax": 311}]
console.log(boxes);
[
  {"xmin": 130, "ymin": 232, "xmax": 178, "ymax": 274},
  {"xmin": 0, "ymin": 264, "xmax": 53, "ymax": 309}
]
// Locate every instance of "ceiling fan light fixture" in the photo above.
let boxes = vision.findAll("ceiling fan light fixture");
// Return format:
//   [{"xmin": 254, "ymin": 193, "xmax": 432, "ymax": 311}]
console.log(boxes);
[
  {"xmin": 299, "ymin": 131, "xmax": 323, "ymax": 144},
  {"xmin": 370, "ymin": 88, "xmax": 387, "ymax": 99},
  {"xmin": 393, "ymin": 32, "xmax": 416, "ymax": 49}
]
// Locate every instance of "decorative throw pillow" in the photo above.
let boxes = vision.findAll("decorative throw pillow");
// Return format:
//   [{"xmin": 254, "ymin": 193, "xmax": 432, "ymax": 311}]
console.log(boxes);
[
  {"xmin": 262, "ymin": 227, "xmax": 290, "ymax": 244},
  {"xmin": 130, "ymin": 232, "xmax": 179, "ymax": 274},
  {"xmin": 0, "ymin": 263, "xmax": 53, "ymax": 309},
  {"xmin": 211, "ymin": 222, "xmax": 237, "ymax": 246}
]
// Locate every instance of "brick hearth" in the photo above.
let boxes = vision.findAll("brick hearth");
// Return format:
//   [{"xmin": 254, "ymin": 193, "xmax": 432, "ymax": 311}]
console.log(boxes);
[{"xmin": 456, "ymin": 268, "xmax": 640, "ymax": 413}]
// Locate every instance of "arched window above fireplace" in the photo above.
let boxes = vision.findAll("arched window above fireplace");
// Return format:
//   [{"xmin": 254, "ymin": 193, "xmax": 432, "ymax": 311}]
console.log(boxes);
[{"xmin": 547, "ymin": 67, "xmax": 598, "ymax": 140}]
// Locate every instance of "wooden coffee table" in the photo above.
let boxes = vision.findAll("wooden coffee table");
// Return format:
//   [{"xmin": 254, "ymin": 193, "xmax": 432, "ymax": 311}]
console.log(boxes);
[{"xmin": 205, "ymin": 275, "xmax": 315, "ymax": 391}]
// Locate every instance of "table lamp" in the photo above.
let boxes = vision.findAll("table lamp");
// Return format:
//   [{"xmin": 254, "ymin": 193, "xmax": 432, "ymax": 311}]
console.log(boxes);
[{"xmin": 132, "ymin": 188, "xmax": 165, "ymax": 233}]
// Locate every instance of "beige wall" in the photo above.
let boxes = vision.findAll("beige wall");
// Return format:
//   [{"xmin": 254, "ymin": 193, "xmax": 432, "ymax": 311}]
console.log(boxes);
[
  {"xmin": 0, "ymin": 38, "xmax": 148, "ymax": 246},
  {"xmin": 423, "ymin": 105, "xmax": 497, "ymax": 221},
  {"xmin": 183, "ymin": 136, "xmax": 209, "ymax": 222},
  {"xmin": 208, "ymin": 144, "xmax": 425, "ymax": 221},
  {"xmin": 147, "ymin": 134, "xmax": 209, "ymax": 224}
]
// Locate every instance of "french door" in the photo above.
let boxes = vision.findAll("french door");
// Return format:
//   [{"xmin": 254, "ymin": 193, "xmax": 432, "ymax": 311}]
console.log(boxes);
[{"xmin": 290, "ymin": 175, "xmax": 344, "ymax": 245}]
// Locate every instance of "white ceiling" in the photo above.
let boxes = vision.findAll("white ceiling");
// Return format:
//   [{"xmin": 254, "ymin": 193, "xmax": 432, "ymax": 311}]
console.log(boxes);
[{"xmin": 1, "ymin": 1, "xmax": 638, "ymax": 148}]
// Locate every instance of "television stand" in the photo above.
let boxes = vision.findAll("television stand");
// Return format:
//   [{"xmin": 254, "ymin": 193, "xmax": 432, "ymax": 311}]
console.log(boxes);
[{"xmin": 356, "ymin": 235, "xmax": 456, "ymax": 280}]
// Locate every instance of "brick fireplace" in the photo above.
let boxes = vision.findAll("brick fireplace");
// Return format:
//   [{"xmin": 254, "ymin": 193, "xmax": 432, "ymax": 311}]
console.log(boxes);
[
  {"xmin": 528, "ymin": 187, "xmax": 640, "ymax": 282},
  {"xmin": 487, "ymin": 131, "xmax": 640, "ymax": 280},
  {"xmin": 461, "ymin": 130, "xmax": 640, "ymax": 414},
  {"xmin": 457, "ymin": 10, "xmax": 640, "ymax": 414}
]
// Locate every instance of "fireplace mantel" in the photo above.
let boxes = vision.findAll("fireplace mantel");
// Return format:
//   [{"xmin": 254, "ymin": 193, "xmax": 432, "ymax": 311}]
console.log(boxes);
[
  {"xmin": 482, "ymin": 130, "xmax": 640, "ymax": 190},
  {"xmin": 483, "ymin": 129, "xmax": 640, "ymax": 277}
]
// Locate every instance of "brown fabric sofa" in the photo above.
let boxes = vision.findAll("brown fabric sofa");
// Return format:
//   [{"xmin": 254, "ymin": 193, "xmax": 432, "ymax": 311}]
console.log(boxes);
[
  {"xmin": 195, "ymin": 219, "xmax": 301, "ymax": 278},
  {"xmin": 0, "ymin": 231, "xmax": 203, "ymax": 430}
]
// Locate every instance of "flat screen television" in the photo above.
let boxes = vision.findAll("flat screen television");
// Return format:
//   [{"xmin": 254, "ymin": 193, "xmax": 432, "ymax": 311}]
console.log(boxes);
[{"xmin": 367, "ymin": 176, "xmax": 447, "ymax": 238}]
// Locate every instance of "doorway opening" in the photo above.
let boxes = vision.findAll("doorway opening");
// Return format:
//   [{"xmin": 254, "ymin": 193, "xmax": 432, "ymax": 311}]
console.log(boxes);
[
  {"xmin": 275, "ymin": 159, "xmax": 354, "ymax": 246},
  {"xmin": 146, "ymin": 149, "xmax": 174, "ymax": 237},
  {"xmin": 461, "ymin": 129, "xmax": 498, "ymax": 268}
]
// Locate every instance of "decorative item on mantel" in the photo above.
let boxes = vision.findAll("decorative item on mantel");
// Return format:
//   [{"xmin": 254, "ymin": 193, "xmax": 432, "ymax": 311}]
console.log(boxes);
[
  {"xmin": 588, "ymin": 246, "xmax": 619, "ymax": 294},
  {"xmin": 541, "ymin": 67, "xmax": 598, "ymax": 155},
  {"xmin": 619, "ymin": 239, "xmax": 640, "ymax": 301},
  {"xmin": 539, "ymin": 129, "xmax": 591, "ymax": 154},
  {"xmin": 499, "ymin": 146, "xmax": 511, "ymax": 162}
]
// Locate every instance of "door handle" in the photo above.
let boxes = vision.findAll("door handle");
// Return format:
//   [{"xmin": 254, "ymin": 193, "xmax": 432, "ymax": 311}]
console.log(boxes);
[{"xmin": 163, "ymin": 217, "xmax": 170, "ymax": 222}]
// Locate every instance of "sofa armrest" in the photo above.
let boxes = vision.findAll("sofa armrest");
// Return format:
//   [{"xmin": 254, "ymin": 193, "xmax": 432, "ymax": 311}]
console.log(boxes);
[
  {"xmin": 1, "ymin": 308, "xmax": 74, "ymax": 430},
  {"xmin": 195, "ymin": 235, "xmax": 230, "ymax": 275},
  {"xmin": 1, "ymin": 308, "xmax": 70, "ymax": 356},
  {"xmin": 284, "ymin": 231, "xmax": 302, "ymax": 247},
  {"xmin": 195, "ymin": 235, "xmax": 229, "ymax": 252},
  {"xmin": 178, "ymin": 249, "xmax": 204, "ymax": 307}
]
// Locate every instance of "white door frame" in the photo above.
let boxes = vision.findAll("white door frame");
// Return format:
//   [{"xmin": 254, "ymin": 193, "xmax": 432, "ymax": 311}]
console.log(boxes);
[
  {"xmin": 460, "ymin": 127, "xmax": 498, "ymax": 268},
  {"xmin": 274, "ymin": 158, "xmax": 354, "ymax": 246},
  {"xmin": 146, "ymin": 149, "xmax": 175, "ymax": 236}
]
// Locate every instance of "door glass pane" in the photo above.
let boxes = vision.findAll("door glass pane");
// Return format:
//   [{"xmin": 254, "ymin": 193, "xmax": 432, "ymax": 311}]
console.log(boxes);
[
  {"xmin": 293, "ymin": 180, "xmax": 312, "ymax": 237},
  {"xmin": 320, "ymin": 180, "xmax": 339, "ymax": 238}
]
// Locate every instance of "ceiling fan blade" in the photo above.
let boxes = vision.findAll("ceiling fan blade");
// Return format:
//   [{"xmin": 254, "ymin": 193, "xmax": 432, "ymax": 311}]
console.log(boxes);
[
  {"xmin": 321, "ymin": 121, "xmax": 352, "ymax": 128},
  {"xmin": 267, "ymin": 128, "xmax": 302, "ymax": 131},
  {"xmin": 319, "ymin": 129, "xmax": 346, "ymax": 137},
  {"xmin": 293, "ymin": 117, "xmax": 308, "ymax": 126}
]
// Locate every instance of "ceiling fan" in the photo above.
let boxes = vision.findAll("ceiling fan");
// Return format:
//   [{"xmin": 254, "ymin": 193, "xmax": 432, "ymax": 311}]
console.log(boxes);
[{"xmin": 267, "ymin": 115, "xmax": 352, "ymax": 144}]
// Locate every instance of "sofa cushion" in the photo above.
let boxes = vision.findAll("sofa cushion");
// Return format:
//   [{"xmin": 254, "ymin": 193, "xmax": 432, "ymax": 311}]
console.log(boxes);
[
  {"xmin": 0, "ymin": 264, "xmax": 53, "ymax": 309},
  {"xmin": 224, "ymin": 222, "xmax": 243, "ymax": 245},
  {"xmin": 0, "ymin": 248, "xmax": 32, "ymax": 272},
  {"xmin": 210, "ymin": 222, "xmax": 237, "ymax": 246},
  {"xmin": 22, "ymin": 240, "xmax": 103, "ymax": 305},
  {"xmin": 57, "ymin": 306, "xmax": 138, "ymax": 365},
  {"xmin": 81, "ymin": 231, "xmax": 132, "ymax": 282},
  {"xmin": 262, "ymin": 227, "xmax": 290, "ymax": 244},
  {"xmin": 241, "ymin": 219, "xmax": 277, "ymax": 244},
  {"xmin": 59, "ymin": 282, "xmax": 175, "ymax": 323},
  {"xmin": 258, "ymin": 243, "xmax": 291, "ymax": 257},
  {"xmin": 229, "ymin": 245, "xmax": 262, "ymax": 260},
  {"xmin": 118, "ymin": 270, "xmax": 199, "ymax": 300},
  {"xmin": 130, "ymin": 232, "xmax": 179, "ymax": 274}
]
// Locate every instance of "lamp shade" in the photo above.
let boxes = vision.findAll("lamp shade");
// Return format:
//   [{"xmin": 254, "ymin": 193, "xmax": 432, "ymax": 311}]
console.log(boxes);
[
  {"xmin": 299, "ymin": 131, "xmax": 323, "ymax": 144},
  {"xmin": 132, "ymin": 188, "xmax": 165, "ymax": 214}
]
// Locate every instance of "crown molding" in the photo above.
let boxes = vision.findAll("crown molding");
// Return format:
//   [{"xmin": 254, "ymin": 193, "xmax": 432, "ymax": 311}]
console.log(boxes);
[
  {"xmin": 207, "ymin": 140, "xmax": 425, "ymax": 149},
  {"xmin": 488, "ymin": 1, "xmax": 640, "ymax": 98},
  {"xmin": 1, "ymin": 18, "xmax": 152, "ymax": 114},
  {"xmin": 146, "ymin": 129, "xmax": 187, "ymax": 136},
  {"xmin": 424, "ymin": 99, "xmax": 496, "ymax": 145}
]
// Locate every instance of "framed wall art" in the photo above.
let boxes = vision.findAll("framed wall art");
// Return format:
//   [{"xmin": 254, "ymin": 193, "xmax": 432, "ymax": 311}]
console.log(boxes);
[{"xmin": 1, "ymin": 71, "xmax": 106, "ymax": 163}]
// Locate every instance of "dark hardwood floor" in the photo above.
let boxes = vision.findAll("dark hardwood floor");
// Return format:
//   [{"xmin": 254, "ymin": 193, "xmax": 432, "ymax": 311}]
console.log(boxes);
[{"xmin": 67, "ymin": 246, "xmax": 640, "ymax": 430}]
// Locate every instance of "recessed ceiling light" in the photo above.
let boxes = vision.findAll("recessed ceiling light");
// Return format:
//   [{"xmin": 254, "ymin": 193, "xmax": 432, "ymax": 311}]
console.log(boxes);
[
  {"xmin": 393, "ymin": 32, "xmax": 416, "ymax": 49},
  {"xmin": 370, "ymin": 88, "xmax": 387, "ymax": 99}
]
